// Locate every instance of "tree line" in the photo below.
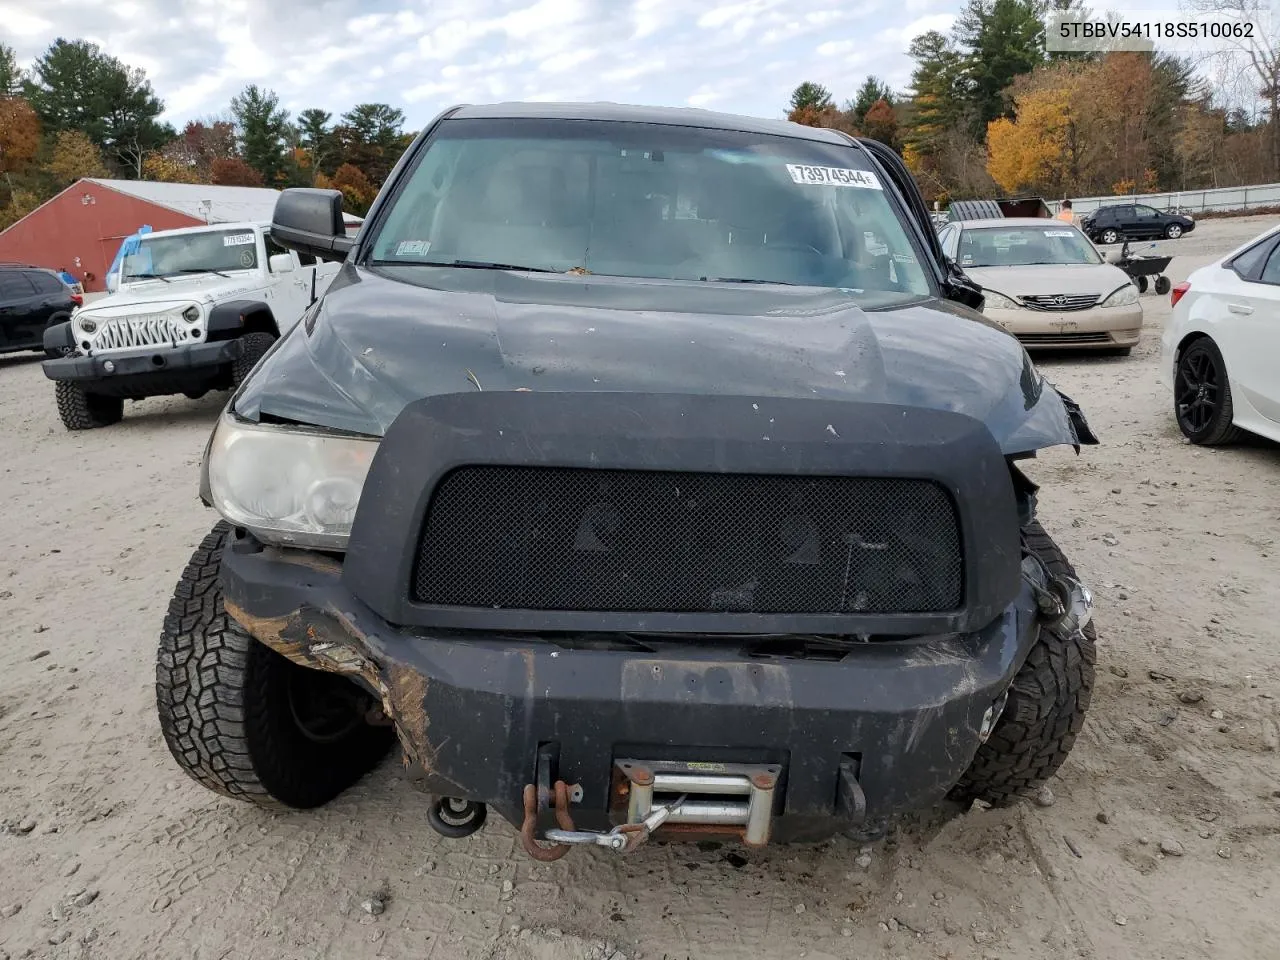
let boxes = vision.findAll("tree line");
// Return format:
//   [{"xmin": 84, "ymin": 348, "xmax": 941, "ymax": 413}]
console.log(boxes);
[
  {"xmin": 786, "ymin": 0, "xmax": 1280, "ymax": 204},
  {"xmin": 0, "ymin": 38, "xmax": 413, "ymax": 231}
]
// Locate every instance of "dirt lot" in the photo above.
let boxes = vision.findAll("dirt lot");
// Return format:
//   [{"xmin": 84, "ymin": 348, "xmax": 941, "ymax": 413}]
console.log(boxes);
[{"xmin": 1, "ymin": 215, "xmax": 1277, "ymax": 960}]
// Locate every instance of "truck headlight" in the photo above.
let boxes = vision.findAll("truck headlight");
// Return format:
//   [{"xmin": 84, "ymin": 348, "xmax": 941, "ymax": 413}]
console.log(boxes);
[
  {"xmin": 983, "ymin": 290, "xmax": 1021, "ymax": 310},
  {"xmin": 182, "ymin": 305, "xmax": 201, "ymax": 323},
  {"xmin": 207, "ymin": 412, "xmax": 378, "ymax": 549},
  {"xmin": 1100, "ymin": 283, "xmax": 1139, "ymax": 307}
]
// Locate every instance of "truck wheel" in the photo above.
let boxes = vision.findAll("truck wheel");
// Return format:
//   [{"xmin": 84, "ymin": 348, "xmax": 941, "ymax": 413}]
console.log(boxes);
[
  {"xmin": 231, "ymin": 332, "xmax": 277, "ymax": 387},
  {"xmin": 950, "ymin": 522, "xmax": 1096, "ymax": 806},
  {"xmin": 155, "ymin": 522, "xmax": 394, "ymax": 809},
  {"xmin": 55, "ymin": 381, "xmax": 124, "ymax": 430}
]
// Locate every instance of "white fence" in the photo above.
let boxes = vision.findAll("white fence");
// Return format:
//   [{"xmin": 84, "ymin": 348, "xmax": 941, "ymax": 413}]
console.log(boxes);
[{"xmin": 1052, "ymin": 183, "xmax": 1280, "ymax": 216}]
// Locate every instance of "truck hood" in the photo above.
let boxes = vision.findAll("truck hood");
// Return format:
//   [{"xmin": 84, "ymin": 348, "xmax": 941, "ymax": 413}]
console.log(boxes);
[
  {"xmin": 962, "ymin": 262, "xmax": 1131, "ymax": 298},
  {"xmin": 85, "ymin": 272, "xmax": 263, "ymax": 312},
  {"xmin": 233, "ymin": 264, "xmax": 1089, "ymax": 455}
]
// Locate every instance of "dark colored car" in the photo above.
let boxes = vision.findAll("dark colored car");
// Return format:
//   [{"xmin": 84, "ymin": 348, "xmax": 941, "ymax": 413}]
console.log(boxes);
[
  {"xmin": 155, "ymin": 103, "xmax": 1099, "ymax": 857},
  {"xmin": 1081, "ymin": 203, "xmax": 1195, "ymax": 244},
  {"xmin": 0, "ymin": 264, "xmax": 80, "ymax": 357}
]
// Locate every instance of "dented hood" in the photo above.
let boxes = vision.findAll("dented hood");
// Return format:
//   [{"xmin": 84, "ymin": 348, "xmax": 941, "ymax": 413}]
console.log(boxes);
[{"xmin": 233, "ymin": 263, "xmax": 1085, "ymax": 455}]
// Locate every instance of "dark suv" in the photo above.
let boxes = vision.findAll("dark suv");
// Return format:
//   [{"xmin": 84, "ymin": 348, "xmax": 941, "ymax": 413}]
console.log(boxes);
[
  {"xmin": 1081, "ymin": 203, "xmax": 1195, "ymax": 244},
  {"xmin": 155, "ymin": 103, "xmax": 1099, "ymax": 858},
  {"xmin": 0, "ymin": 264, "xmax": 80, "ymax": 356}
]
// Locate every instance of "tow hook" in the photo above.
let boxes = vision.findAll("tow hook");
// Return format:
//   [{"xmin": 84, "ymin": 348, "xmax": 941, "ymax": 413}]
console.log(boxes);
[
  {"xmin": 1022, "ymin": 556, "xmax": 1093, "ymax": 636},
  {"xmin": 549, "ymin": 793, "xmax": 689, "ymax": 853},
  {"xmin": 519, "ymin": 780, "xmax": 687, "ymax": 859}
]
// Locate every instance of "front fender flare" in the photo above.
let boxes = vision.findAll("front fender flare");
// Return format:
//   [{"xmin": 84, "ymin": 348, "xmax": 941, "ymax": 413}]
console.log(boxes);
[
  {"xmin": 207, "ymin": 299, "xmax": 277, "ymax": 337},
  {"xmin": 43, "ymin": 320, "xmax": 74, "ymax": 355}
]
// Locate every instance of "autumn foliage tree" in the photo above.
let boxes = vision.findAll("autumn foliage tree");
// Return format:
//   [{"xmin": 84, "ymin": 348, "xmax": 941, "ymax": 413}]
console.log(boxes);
[
  {"xmin": 986, "ymin": 52, "xmax": 1195, "ymax": 197},
  {"xmin": 46, "ymin": 130, "xmax": 109, "ymax": 185},
  {"xmin": 0, "ymin": 96, "xmax": 40, "ymax": 177},
  {"xmin": 142, "ymin": 152, "xmax": 202, "ymax": 183},
  {"xmin": 210, "ymin": 156, "xmax": 264, "ymax": 186},
  {"xmin": 986, "ymin": 80, "xmax": 1076, "ymax": 193},
  {"xmin": 861, "ymin": 100, "xmax": 902, "ymax": 151},
  {"xmin": 331, "ymin": 162, "xmax": 375, "ymax": 214}
]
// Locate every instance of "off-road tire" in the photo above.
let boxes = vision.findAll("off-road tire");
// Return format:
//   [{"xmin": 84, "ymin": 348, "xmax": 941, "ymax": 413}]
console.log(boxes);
[
  {"xmin": 950, "ymin": 522, "xmax": 1096, "ymax": 806},
  {"xmin": 54, "ymin": 381, "xmax": 124, "ymax": 430},
  {"xmin": 156, "ymin": 522, "xmax": 394, "ymax": 809},
  {"xmin": 230, "ymin": 332, "xmax": 276, "ymax": 387}
]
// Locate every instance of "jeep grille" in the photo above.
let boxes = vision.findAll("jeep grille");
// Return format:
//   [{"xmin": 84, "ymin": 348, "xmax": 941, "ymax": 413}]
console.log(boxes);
[
  {"xmin": 86, "ymin": 313, "xmax": 188, "ymax": 351},
  {"xmin": 413, "ymin": 466, "xmax": 963, "ymax": 614}
]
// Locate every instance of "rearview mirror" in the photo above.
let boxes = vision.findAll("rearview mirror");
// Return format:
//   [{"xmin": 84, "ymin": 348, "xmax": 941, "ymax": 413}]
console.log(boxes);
[
  {"xmin": 271, "ymin": 188, "xmax": 355, "ymax": 263},
  {"xmin": 268, "ymin": 253, "xmax": 295, "ymax": 274}
]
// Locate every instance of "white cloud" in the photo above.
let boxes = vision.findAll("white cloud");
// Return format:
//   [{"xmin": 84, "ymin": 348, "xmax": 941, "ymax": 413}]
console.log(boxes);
[
  {"xmin": 1, "ymin": 8, "xmax": 51, "ymax": 36},
  {"xmin": 539, "ymin": 49, "xmax": 599, "ymax": 74},
  {"xmin": 0, "ymin": 0, "xmax": 959, "ymax": 130}
]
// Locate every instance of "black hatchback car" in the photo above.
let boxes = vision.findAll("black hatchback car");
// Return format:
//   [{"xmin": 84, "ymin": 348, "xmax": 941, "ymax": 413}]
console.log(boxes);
[
  {"xmin": 0, "ymin": 264, "xmax": 80, "ymax": 356},
  {"xmin": 1080, "ymin": 203, "xmax": 1195, "ymax": 244}
]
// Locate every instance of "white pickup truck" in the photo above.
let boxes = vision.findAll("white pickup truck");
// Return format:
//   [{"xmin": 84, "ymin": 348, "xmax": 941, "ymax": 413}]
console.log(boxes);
[{"xmin": 42, "ymin": 221, "xmax": 340, "ymax": 429}]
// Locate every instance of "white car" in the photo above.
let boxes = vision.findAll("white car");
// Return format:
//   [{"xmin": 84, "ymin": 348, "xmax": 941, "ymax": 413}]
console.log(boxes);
[
  {"xmin": 41, "ymin": 221, "xmax": 340, "ymax": 430},
  {"xmin": 1161, "ymin": 222, "xmax": 1280, "ymax": 445}
]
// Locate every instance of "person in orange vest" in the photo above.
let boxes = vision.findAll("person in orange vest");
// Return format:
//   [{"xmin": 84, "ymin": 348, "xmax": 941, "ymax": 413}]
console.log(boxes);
[{"xmin": 1056, "ymin": 199, "xmax": 1075, "ymax": 224}]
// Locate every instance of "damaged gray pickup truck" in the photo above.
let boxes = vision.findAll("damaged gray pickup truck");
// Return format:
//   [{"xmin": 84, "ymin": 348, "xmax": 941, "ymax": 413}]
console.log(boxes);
[{"xmin": 156, "ymin": 103, "xmax": 1098, "ymax": 858}]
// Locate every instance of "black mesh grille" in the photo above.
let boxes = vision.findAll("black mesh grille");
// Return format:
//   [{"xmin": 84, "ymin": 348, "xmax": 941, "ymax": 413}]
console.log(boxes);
[{"xmin": 413, "ymin": 467, "xmax": 963, "ymax": 615}]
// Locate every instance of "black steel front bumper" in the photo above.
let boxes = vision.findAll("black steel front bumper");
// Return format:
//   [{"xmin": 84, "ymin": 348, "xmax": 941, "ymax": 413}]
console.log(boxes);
[
  {"xmin": 42, "ymin": 339, "xmax": 242, "ymax": 389},
  {"xmin": 220, "ymin": 530, "xmax": 1043, "ymax": 843}
]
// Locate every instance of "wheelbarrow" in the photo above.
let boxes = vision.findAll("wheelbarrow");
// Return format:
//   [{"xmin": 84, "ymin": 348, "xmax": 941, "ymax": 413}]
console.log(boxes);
[{"xmin": 1106, "ymin": 240, "xmax": 1173, "ymax": 295}]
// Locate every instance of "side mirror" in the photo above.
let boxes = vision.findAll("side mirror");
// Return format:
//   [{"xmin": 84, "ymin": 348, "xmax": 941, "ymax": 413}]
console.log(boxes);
[
  {"xmin": 268, "ymin": 253, "xmax": 295, "ymax": 274},
  {"xmin": 942, "ymin": 258, "xmax": 985, "ymax": 311},
  {"xmin": 271, "ymin": 188, "xmax": 355, "ymax": 263}
]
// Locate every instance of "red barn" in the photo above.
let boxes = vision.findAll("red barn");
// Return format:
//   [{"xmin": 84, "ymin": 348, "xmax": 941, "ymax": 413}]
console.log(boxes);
[{"xmin": 0, "ymin": 179, "xmax": 362, "ymax": 293}]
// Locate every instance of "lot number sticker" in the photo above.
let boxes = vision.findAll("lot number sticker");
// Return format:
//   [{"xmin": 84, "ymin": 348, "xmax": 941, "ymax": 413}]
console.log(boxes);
[
  {"xmin": 786, "ymin": 165, "xmax": 882, "ymax": 189},
  {"xmin": 1044, "ymin": 230, "xmax": 1075, "ymax": 237},
  {"xmin": 223, "ymin": 233, "xmax": 255, "ymax": 246},
  {"xmin": 395, "ymin": 240, "xmax": 432, "ymax": 256}
]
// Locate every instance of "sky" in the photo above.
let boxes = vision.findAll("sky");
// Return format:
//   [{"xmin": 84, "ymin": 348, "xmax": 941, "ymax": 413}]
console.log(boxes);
[{"xmin": 0, "ymin": 0, "xmax": 965, "ymax": 130}]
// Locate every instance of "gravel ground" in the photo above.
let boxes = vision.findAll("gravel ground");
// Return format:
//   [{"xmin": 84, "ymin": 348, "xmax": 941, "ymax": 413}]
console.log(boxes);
[{"xmin": 1, "ymin": 215, "xmax": 1277, "ymax": 960}]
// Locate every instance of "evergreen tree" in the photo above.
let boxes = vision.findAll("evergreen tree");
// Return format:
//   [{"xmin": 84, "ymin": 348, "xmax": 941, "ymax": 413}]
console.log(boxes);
[
  {"xmin": 230, "ymin": 84, "xmax": 290, "ymax": 185},
  {"xmin": 24, "ymin": 39, "xmax": 170, "ymax": 177},
  {"xmin": 954, "ymin": 0, "xmax": 1047, "ymax": 137},
  {"xmin": 851, "ymin": 77, "xmax": 894, "ymax": 126}
]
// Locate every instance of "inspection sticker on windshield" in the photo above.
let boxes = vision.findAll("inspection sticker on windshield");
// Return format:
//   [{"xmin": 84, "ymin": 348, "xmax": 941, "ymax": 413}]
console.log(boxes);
[
  {"xmin": 223, "ymin": 233, "xmax": 255, "ymax": 246},
  {"xmin": 1044, "ymin": 230, "xmax": 1075, "ymax": 238},
  {"xmin": 785, "ymin": 164, "xmax": 882, "ymax": 189}
]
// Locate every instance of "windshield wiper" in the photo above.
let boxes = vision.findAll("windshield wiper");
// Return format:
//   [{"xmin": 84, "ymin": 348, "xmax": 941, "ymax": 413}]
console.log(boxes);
[
  {"xmin": 700, "ymin": 276, "xmax": 796, "ymax": 285},
  {"xmin": 426, "ymin": 259, "xmax": 561, "ymax": 273},
  {"xmin": 128, "ymin": 272, "xmax": 171, "ymax": 283},
  {"xmin": 175, "ymin": 267, "xmax": 230, "ymax": 278}
]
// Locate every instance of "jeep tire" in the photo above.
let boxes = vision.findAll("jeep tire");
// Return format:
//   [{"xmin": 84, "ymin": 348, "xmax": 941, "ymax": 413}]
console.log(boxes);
[
  {"xmin": 231, "ymin": 331, "xmax": 277, "ymax": 387},
  {"xmin": 950, "ymin": 521, "xmax": 1096, "ymax": 806},
  {"xmin": 155, "ymin": 522, "xmax": 394, "ymax": 809},
  {"xmin": 55, "ymin": 381, "xmax": 124, "ymax": 430}
]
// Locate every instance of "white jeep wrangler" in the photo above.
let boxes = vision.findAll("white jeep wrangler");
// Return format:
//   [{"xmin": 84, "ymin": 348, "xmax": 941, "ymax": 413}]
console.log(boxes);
[{"xmin": 42, "ymin": 221, "xmax": 339, "ymax": 430}]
